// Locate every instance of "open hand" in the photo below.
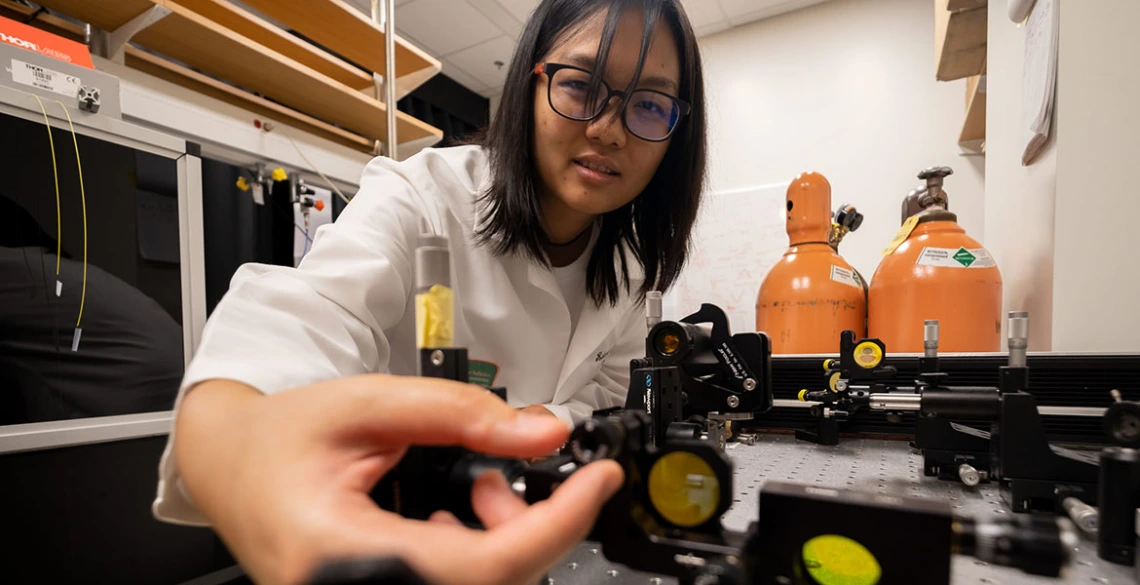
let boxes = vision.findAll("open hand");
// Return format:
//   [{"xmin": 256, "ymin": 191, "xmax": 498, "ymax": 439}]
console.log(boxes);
[{"xmin": 174, "ymin": 375, "xmax": 624, "ymax": 585}]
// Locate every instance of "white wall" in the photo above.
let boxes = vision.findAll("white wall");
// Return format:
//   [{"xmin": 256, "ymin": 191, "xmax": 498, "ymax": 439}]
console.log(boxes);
[
  {"xmin": 1051, "ymin": 0, "xmax": 1140, "ymax": 352},
  {"xmin": 489, "ymin": 93, "xmax": 502, "ymax": 122},
  {"xmin": 698, "ymin": 0, "xmax": 984, "ymax": 282},
  {"xmin": 983, "ymin": 1, "xmax": 1058, "ymax": 351}
]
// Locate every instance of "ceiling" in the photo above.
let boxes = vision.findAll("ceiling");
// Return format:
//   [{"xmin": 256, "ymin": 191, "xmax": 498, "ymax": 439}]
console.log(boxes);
[{"xmin": 344, "ymin": 0, "xmax": 832, "ymax": 98}]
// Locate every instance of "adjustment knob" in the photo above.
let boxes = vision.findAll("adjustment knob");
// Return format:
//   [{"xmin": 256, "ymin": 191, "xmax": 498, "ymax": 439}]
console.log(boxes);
[{"xmin": 918, "ymin": 166, "xmax": 954, "ymax": 180}]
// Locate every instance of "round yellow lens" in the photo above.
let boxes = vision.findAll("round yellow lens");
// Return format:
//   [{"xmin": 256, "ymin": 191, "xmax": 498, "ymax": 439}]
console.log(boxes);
[
  {"xmin": 853, "ymin": 341, "xmax": 883, "ymax": 369},
  {"xmin": 656, "ymin": 330, "xmax": 682, "ymax": 356},
  {"xmin": 801, "ymin": 534, "xmax": 882, "ymax": 585},
  {"xmin": 647, "ymin": 451, "xmax": 720, "ymax": 527}
]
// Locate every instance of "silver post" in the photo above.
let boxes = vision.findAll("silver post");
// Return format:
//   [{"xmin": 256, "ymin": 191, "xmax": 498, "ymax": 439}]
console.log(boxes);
[
  {"xmin": 646, "ymin": 291, "xmax": 663, "ymax": 329},
  {"xmin": 1062, "ymin": 497, "xmax": 1099, "ymax": 535},
  {"xmin": 924, "ymin": 320, "xmax": 940, "ymax": 358},
  {"xmin": 1007, "ymin": 312, "xmax": 1029, "ymax": 368},
  {"xmin": 867, "ymin": 394, "xmax": 923, "ymax": 411},
  {"xmin": 371, "ymin": 2, "xmax": 381, "ymax": 93},
  {"xmin": 384, "ymin": 0, "xmax": 398, "ymax": 160}
]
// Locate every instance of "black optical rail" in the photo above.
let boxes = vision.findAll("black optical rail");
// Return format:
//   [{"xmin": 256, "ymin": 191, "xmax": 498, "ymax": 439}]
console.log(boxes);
[{"xmin": 747, "ymin": 352, "xmax": 1140, "ymax": 443}]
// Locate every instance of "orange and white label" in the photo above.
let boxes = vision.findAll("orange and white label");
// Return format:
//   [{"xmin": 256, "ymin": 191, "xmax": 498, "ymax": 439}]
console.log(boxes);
[{"xmin": 0, "ymin": 15, "xmax": 94, "ymax": 68}]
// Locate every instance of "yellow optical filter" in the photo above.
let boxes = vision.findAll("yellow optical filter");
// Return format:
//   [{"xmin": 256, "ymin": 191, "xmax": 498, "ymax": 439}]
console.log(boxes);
[
  {"xmin": 853, "ymin": 341, "xmax": 883, "ymax": 369},
  {"xmin": 647, "ymin": 451, "xmax": 720, "ymax": 528},
  {"xmin": 414, "ymin": 284, "xmax": 454, "ymax": 349},
  {"xmin": 801, "ymin": 534, "xmax": 882, "ymax": 585}
]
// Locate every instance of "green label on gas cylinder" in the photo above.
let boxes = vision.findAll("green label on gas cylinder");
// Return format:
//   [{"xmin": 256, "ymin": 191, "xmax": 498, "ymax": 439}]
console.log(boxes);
[
  {"xmin": 916, "ymin": 247, "xmax": 995, "ymax": 268},
  {"xmin": 953, "ymin": 248, "xmax": 977, "ymax": 266}
]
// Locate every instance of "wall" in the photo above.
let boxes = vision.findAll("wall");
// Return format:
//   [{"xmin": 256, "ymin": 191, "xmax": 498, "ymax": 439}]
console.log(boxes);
[
  {"xmin": 489, "ymin": 93, "xmax": 502, "ymax": 122},
  {"xmin": 695, "ymin": 0, "xmax": 984, "ymax": 284},
  {"xmin": 983, "ymin": 0, "xmax": 1058, "ymax": 350},
  {"xmin": 1052, "ymin": 0, "xmax": 1140, "ymax": 352}
]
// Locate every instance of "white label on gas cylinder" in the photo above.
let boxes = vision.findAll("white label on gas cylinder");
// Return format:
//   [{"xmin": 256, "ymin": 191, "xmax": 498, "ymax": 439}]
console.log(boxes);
[
  {"xmin": 916, "ymin": 247, "xmax": 996, "ymax": 268},
  {"xmin": 11, "ymin": 59, "xmax": 81, "ymax": 97},
  {"xmin": 830, "ymin": 265, "xmax": 862, "ymax": 289}
]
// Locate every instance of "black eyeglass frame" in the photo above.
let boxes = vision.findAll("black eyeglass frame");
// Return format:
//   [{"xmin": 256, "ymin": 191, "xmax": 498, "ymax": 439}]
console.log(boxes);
[{"xmin": 533, "ymin": 62, "xmax": 692, "ymax": 143}]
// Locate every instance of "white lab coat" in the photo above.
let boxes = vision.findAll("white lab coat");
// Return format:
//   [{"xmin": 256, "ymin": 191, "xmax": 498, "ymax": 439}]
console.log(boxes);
[{"xmin": 154, "ymin": 144, "xmax": 647, "ymax": 525}]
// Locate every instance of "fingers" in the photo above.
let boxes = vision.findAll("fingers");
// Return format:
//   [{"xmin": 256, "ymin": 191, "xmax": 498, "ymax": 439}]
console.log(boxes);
[
  {"xmin": 519, "ymin": 404, "xmax": 558, "ymax": 418},
  {"xmin": 476, "ymin": 460, "xmax": 625, "ymax": 582},
  {"xmin": 428, "ymin": 510, "xmax": 463, "ymax": 527},
  {"xmin": 471, "ymin": 471, "xmax": 528, "ymax": 529},
  {"xmin": 318, "ymin": 461, "xmax": 624, "ymax": 585},
  {"xmin": 331, "ymin": 375, "xmax": 570, "ymax": 459}
]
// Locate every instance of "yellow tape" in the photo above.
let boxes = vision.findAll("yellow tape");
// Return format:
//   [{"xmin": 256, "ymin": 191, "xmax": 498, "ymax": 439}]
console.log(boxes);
[{"xmin": 415, "ymin": 285, "xmax": 455, "ymax": 349}]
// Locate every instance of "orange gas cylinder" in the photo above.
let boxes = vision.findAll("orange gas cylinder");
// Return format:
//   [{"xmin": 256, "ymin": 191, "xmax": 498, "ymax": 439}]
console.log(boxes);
[
  {"xmin": 868, "ymin": 166, "xmax": 1002, "ymax": 352},
  {"xmin": 756, "ymin": 172, "xmax": 866, "ymax": 354}
]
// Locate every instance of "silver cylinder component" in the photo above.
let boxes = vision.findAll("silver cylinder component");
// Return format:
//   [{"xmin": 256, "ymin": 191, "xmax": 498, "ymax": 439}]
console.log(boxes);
[
  {"xmin": 924, "ymin": 320, "xmax": 940, "ymax": 358},
  {"xmin": 646, "ymin": 291, "xmax": 663, "ymax": 328},
  {"xmin": 415, "ymin": 235, "xmax": 450, "ymax": 291},
  {"xmin": 512, "ymin": 478, "xmax": 528, "ymax": 499},
  {"xmin": 1007, "ymin": 311, "xmax": 1029, "ymax": 368},
  {"xmin": 958, "ymin": 463, "xmax": 981, "ymax": 487},
  {"xmin": 384, "ymin": 0, "xmax": 398, "ymax": 159},
  {"xmin": 1062, "ymin": 497, "xmax": 1099, "ymax": 535},
  {"xmin": 868, "ymin": 393, "xmax": 922, "ymax": 411}
]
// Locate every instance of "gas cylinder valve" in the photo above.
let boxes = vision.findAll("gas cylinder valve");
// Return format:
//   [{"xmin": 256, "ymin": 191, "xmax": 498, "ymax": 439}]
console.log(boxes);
[
  {"xmin": 917, "ymin": 166, "xmax": 954, "ymax": 209},
  {"xmin": 829, "ymin": 203, "xmax": 863, "ymax": 249}
]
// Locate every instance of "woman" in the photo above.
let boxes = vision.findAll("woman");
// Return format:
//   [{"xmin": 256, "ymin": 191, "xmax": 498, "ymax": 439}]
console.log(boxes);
[{"xmin": 158, "ymin": 0, "xmax": 706, "ymax": 583}]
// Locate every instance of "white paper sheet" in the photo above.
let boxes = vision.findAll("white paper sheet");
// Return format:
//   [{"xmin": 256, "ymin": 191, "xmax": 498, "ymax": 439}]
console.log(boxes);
[{"xmin": 1022, "ymin": 0, "xmax": 1060, "ymax": 165}]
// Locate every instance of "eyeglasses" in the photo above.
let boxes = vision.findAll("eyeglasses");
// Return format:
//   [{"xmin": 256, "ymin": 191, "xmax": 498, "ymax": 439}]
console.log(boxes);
[{"xmin": 533, "ymin": 62, "xmax": 690, "ymax": 142}]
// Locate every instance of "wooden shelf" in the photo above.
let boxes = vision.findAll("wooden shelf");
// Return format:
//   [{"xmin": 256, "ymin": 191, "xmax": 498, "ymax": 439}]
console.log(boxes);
[
  {"xmin": 176, "ymin": 0, "xmax": 373, "ymax": 90},
  {"xmin": 33, "ymin": 0, "xmax": 442, "ymax": 146},
  {"xmin": 959, "ymin": 74, "xmax": 986, "ymax": 153},
  {"xmin": 125, "ymin": 47, "xmax": 375, "ymax": 152},
  {"xmin": 935, "ymin": 0, "xmax": 987, "ymax": 82},
  {"xmin": 236, "ymin": 0, "xmax": 441, "ymax": 94},
  {"xmin": 1, "ymin": 0, "xmax": 378, "ymax": 152},
  {"xmin": 947, "ymin": 0, "xmax": 986, "ymax": 11}
]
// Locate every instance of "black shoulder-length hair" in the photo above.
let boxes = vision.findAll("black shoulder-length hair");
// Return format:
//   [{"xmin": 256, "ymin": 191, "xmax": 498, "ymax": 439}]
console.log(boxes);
[{"xmin": 476, "ymin": 0, "xmax": 707, "ymax": 307}]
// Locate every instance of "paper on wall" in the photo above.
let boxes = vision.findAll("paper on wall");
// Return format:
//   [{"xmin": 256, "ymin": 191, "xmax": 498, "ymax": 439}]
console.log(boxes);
[
  {"xmin": 665, "ymin": 182, "xmax": 789, "ymax": 335},
  {"xmin": 1022, "ymin": 0, "xmax": 1060, "ymax": 165}
]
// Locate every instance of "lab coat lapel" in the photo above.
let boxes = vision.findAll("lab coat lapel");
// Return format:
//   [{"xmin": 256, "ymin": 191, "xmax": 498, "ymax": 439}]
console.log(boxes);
[
  {"xmin": 552, "ymin": 295, "xmax": 627, "ymax": 402},
  {"xmin": 552, "ymin": 241, "xmax": 645, "ymax": 403}
]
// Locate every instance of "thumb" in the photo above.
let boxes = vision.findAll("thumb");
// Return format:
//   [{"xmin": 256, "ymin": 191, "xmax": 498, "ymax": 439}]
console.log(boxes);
[{"xmin": 327, "ymin": 374, "xmax": 571, "ymax": 459}]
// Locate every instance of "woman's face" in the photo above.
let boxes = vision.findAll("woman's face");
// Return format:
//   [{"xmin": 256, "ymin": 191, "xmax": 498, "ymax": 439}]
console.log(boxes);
[{"xmin": 533, "ymin": 10, "xmax": 682, "ymax": 220}]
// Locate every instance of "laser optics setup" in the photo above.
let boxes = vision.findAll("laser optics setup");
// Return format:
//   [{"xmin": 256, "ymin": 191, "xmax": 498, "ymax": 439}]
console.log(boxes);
[{"xmin": 296, "ymin": 236, "xmax": 1140, "ymax": 585}]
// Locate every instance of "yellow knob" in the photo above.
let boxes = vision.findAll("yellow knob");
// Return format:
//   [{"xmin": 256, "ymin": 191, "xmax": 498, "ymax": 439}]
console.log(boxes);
[
  {"xmin": 271, "ymin": 167, "xmax": 288, "ymax": 182},
  {"xmin": 829, "ymin": 372, "xmax": 841, "ymax": 392},
  {"xmin": 823, "ymin": 359, "xmax": 836, "ymax": 371},
  {"xmin": 798, "ymin": 389, "xmax": 809, "ymax": 402},
  {"xmin": 235, "ymin": 176, "xmax": 250, "ymax": 192}
]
